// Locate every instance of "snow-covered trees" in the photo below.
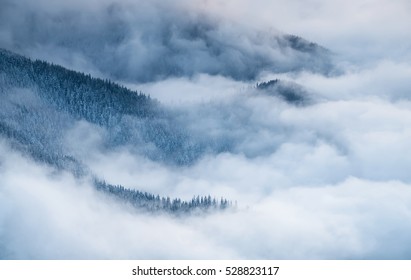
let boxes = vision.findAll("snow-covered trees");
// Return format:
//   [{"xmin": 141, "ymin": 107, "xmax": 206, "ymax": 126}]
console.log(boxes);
[
  {"xmin": 0, "ymin": 48, "xmax": 233, "ymax": 215},
  {"xmin": 95, "ymin": 180, "xmax": 232, "ymax": 215},
  {"xmin": 0, "ymin": 48, "xmax": 204, "ymax": 165}
]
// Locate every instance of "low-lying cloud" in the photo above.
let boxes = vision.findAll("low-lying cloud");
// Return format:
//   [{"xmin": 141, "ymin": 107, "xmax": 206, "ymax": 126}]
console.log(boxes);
[{"xmin": 2, "ymin": 139, "xmax": 411, "ymax": 259}]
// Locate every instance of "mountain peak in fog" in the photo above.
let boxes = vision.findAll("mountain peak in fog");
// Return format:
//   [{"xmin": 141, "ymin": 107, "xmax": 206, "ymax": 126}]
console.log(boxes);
[{"xmin": 0, "ymin": 0, "xmax": 335, "ymax": 83}]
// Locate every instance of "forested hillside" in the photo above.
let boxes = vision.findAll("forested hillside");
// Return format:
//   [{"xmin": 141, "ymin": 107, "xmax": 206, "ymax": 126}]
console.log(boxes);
[
  {"xmin": 0, "ymin": 48, "xmax": 230, "ymax": 214},
  {"xmin": 0, "ymin": 48, "xmax": 205, "ymax": 166}
]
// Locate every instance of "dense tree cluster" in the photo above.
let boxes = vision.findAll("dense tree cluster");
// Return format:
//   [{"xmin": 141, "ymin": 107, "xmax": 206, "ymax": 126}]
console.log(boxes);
[
  {"xmin": 283, "ymin": 35, "xmax": 326, "ymax": 54},
  {"xmin": 95, "ymin": 180, "xmax": 232, "ymax": 215},
  {"xmin": 0, "ymin": 48, "xmax": 204, "ymax": 165},
  {"xmin": 0, "ymin": 48, "xmax": 157, "ymax": 125},
  {"xmin": 256, "ymin": 79, "xmax": 309, "ymax": 105}
]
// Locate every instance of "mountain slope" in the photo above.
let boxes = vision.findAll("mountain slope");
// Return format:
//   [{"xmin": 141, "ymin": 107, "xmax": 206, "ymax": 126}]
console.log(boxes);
[
  {"xmin": 0, "ymin": 48, "xmax": 205, "ymax": 167},
  {"xmin": 1, "ymin": 48, "xmax": 233, "ymax": 214}
]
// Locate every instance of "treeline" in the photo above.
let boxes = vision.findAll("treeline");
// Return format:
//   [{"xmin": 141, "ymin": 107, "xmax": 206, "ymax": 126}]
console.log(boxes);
[{"xmin": 95, "ymin": 180, "xmax": 233, "ymax": 215}]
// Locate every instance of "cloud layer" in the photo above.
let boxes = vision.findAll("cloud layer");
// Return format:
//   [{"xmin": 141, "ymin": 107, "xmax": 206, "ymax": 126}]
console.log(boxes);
[{"xmin": 0, "ymin": 0, "xmax": 333, "ymax": 82}]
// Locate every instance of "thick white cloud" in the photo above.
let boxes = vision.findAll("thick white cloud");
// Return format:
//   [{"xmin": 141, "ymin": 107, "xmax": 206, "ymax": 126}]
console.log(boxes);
[{"xmin": 2, "ymin": 141, "xmax": 411, "ymax": 259}]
